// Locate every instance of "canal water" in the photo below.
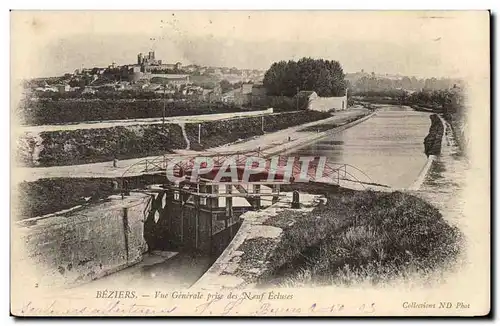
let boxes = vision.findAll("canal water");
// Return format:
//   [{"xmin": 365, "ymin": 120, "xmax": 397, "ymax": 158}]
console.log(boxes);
[{"xmin": 291, "ymin": 106, "xmax": 432, "ymax": 189}]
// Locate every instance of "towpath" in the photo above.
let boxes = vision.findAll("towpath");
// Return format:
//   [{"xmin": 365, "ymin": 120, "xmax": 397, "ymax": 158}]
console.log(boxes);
[
  {"xmin": 18, "ymin": 109, "xmax": 275, "ymax": 133},
  {"xmin": 13, "ymin": 107, "xmax": 370, "ymax": 183}
]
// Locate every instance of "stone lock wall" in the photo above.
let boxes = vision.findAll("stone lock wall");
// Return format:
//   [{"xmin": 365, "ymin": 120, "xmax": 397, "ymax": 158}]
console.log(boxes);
[{"xmin": 13, "ymin": 193, "xmax": 150, "ymax": 289}]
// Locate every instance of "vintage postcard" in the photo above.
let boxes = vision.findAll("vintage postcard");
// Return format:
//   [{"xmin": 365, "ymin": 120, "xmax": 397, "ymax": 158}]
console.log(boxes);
[{"xmin": 10, "ymin": 10, "xmax": 490, "ymax": 317}]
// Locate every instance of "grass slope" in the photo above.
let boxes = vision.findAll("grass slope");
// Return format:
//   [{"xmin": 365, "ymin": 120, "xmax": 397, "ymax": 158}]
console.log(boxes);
[{"xmin": 258, "ymin": 187, "xmax": 462, "ymax": 287}]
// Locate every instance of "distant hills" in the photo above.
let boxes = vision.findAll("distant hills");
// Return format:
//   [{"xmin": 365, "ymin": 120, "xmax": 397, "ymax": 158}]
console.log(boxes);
[{"xmin": 346, "ymin": 71, "xmax": 463, "ymax": 93}]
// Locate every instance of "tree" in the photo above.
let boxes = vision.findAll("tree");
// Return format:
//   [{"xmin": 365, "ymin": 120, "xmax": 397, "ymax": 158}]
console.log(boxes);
[
  {"xmin": 219, "ymin": 79, "xmax": 232, "ymax": 93},
  {"xmin": 400, "ymin": 76, "xmax": 411, "ymax": 90},
  {"xmin": 263, "ymin": 58, "xmax": 347, "ymax": 97}
]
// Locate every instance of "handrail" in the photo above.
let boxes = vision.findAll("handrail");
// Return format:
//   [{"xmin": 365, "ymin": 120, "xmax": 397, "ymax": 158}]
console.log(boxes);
[
  {"xmin": 342, "ymin": 163, "xmax": 375, "ymax": 184},
  {"xmin": 120, "ymin": 151, "xmax": 374, "ymax": 190},
  {"xmin": 338, "ymin": 170, "xmax": 367, "ymax": 190}
]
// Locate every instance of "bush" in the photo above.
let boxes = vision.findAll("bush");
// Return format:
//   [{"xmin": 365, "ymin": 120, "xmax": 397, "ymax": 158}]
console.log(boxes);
[
  {"xmin": 28, "ymin": 124, "xmax": 186, "ymax": 166},
  {"xmin": 423, "ymin": 114, "xmax": 444, "ymax": 156},
  {"xmin": 258, "ymin": 188, "xmax": 463, "ymax": 287}
]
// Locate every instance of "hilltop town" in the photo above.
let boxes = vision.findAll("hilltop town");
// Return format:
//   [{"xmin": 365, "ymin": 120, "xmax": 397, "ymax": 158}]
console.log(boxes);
[
  {"xmin": 23, "ymin": 50, "xmax": 267, "ymax": 105},
  {"xmin": 22, "ymin": 50, "xmax": 463, "ymax": 111}
]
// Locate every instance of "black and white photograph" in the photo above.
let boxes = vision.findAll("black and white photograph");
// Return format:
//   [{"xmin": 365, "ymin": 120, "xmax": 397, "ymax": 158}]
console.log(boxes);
[{"xmin": 9, "ymin": 10, "xmax": 490, "ymax": 317}]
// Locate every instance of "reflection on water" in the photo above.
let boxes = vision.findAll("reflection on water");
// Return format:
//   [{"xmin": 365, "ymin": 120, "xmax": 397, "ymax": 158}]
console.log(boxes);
[
  {"xmin": 75, "ymin": 251, "xmax": 215, "ymax": 291},
  {"xmin": 292, "ymin": 108, "xmax": 432, "ymax": 189}
]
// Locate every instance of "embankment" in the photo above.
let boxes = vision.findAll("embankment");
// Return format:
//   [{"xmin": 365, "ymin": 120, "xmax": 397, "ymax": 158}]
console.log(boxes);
[
  {"xmin": 184, "ymin": 111, "xmax": 330, "ymax": 150},
  {"xmin": 409, "ymin": 113, "xmax": 446, "ymax": 191},
  {"xmin": 193, "ymin": 185, "xmax": 463, "ymax": 289},
  {"xmin": 17, "ymin": 111, "xmax": 330, "ymax": 167}
]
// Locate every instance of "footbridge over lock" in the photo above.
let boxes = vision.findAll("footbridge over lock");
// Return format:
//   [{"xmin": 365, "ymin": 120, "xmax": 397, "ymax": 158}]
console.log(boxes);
[{"xmin": 120, "ymin": 149, "xmax": 374, "ymax": 257}]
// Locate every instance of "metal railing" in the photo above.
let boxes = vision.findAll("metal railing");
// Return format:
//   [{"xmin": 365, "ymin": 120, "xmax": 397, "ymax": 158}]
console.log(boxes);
[{"xmin": 120, "ymin": 151, "xmax": 375, "ymax": 189}]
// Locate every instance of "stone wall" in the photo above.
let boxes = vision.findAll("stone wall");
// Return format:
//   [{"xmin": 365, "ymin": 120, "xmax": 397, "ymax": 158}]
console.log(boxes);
[{"xmin": 12, "ymin": 193, "xmax": 150, "ymax": 289}]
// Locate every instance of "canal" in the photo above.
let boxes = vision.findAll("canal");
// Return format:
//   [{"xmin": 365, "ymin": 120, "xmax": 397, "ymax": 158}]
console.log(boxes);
[
  {"xmin": 71, "ymin": 106, "xmax": 433, "ymax": 292},
  {"xmin": 291, "ymin": 106, "xmax": 432, "ymax": 189}
]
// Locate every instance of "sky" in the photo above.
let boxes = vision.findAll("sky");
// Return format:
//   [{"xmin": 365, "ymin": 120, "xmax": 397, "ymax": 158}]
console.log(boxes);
[{"xmin": 10, "ymin": 11, "xmax": 490, "ymax": 80}]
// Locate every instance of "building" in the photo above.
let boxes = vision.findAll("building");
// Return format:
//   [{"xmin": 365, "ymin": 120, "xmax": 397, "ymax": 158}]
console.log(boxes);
[
  {"xmin": 198, "ymin": 89, "xmax": 220, "ymax": 102},
  {"xmin": 34, "ymin": 86, "xmax": 58, "ymax": 92},
  {"xmin": 125, "ymin": 65, "xmax": 144, "ymax": 83},
  {"xmin": 147, "ymin": 74, "xmax": 191, "ymax": 89},
  {"xmin": 55, "ymin": 84, "xmax": 71, "ymax": 93},
  {"xmin": 221, "ymin": 89, "xmax": 236, "ymax": 103},
  {"xmin": 221, "ymin": 84, "xmax": 253, "ymax": 106},
  {"xmin": 141, "ymin": 84, "xmax": 162, "ymax": 92},
  {"xmin": 295, "ymin": 91, "xmax": 318, "ymax": 106},
  {"xmin": 163, "ymin": 75, "xmax": 190, "ymax": 88},
  {"xmin": 136, "ymin": 51, "xmax": 184, "ymax": 73},
  {"xmin": 154, "ymin": 88, "xmax": 175, "ymax": 95},
  {"xmin": 184, "ymin": 65, "xmax": 198, "ymax": 73},
  {"xmin": 183, "ymin": 85, "xmax": 204, "ymax": 97},
  {"xmin": 298, "ymin": 90, "xmax": 348, "ymax": 112},
  {"xmin": 251, "ymin": 84, "xmax": 267, "ymax": 102},
  {"xmin": 114, "ymin": 81, "xmax": 131, "ymax": 91},
  {"xmin": 207, "ymin": 85, "xmax": 222, "ymax": 102},
  {"xmin": 81, "ymin": 86, "xmax": 96, "ymax": 94},
  {"xmin": 138, "ymin": 51, "xmax": 162, "ymax": 67},
  {"xmin": 237, "ymin": 83, "xmax": 253, "ymax": 106}
]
